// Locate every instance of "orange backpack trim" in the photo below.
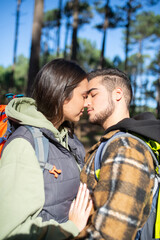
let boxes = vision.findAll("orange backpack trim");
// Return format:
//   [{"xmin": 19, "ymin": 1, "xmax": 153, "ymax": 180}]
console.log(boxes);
[
  {"xmin": 0, "ymin": 105, "xmax": 11, "ymax": 156},
  {"xmin": 0, "ymin": 94, "xmax": 24, "ymax": 158}
]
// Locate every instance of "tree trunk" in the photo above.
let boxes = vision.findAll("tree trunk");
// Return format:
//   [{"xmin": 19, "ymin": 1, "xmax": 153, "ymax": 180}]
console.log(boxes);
[
  {"xmin": 124, "ymin": 0, "xmax": 132, "ymax": 72},
  {"xmin": 138, "ymin": 39, "xmax": 144, "ymax": 110},
  {"xmin": 157, "ymin": 51, "xmax": 160, "ymax": 118},
  {"xmin": 64, "ymin": 17, "xmax": 70, "ymax": 59},
  {"xmin": 27, "ymin": 0, "xmax": 44, "ymax": 96},
  {"xmin": 42, "ymin": 29, "xmax": 49, "ymax": 65},
  {"xmin": 157, "ymin": 76, "xmax": 160, "ymax": 118},
  {"xmin": 13, "ymin": 0, "xmax": 21, "ymax": 66},
  {"xmin": 99, "ymin": 0, "xmax": 109, "ymax": 69},
  {"xmin": 57, "ymin": 0, "xmax": 63, "ymax": 57},
  {"xmin": 11, "ymin": 0, "xmax": 21, "ymax": 90},
  {"xmin": 133, "ymin": 70, "xmax": 137, "ymax": 115},
  {"xmin": 71, "ymin": 0, "xmax": 79, "ymax": 61}
]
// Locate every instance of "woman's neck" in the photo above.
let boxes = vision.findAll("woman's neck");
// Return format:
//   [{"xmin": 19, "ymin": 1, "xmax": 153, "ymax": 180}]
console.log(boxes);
[{"xmin": 52, "ymin": 120, "xmax": 63, "ymax": 129}]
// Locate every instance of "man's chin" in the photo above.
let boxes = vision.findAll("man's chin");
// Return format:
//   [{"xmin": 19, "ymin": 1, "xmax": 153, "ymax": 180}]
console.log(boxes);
[
  {"xmin": 88, "ymin": 116, "xmax": 94, "ymax": 123},
  {"xmin": 88, "ymin": 117, "xmax": 102, "ymax": 126}
]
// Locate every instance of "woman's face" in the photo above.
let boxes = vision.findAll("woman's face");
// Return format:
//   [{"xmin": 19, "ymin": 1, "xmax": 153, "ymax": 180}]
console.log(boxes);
[{"xmin": 63, "ymin": 78, "xmax": 88, "ymax": 123}]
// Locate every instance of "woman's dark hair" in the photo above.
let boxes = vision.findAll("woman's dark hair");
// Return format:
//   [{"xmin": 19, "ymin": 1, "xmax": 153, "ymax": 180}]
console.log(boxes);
[{"xmin": 31, "ymin": 58, "xmax": 86, "ymax": 129}]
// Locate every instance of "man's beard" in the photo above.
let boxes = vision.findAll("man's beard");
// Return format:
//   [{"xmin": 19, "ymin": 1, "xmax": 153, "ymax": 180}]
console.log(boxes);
[{"xmin": 89, "ymin": 99, "xmax": 115, "ymax": 126}]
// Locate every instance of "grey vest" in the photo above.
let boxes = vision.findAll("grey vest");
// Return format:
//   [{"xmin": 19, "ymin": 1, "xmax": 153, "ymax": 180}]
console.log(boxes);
[{"xmin": 3, "ymin": 125, "xmax": 85, "ymax": 223}]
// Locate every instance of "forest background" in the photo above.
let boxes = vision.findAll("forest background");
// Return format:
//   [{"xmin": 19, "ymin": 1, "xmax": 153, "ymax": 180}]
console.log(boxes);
[{"xmin": 0, "ymin": 0, "xmax": 160, "ymax": 150}]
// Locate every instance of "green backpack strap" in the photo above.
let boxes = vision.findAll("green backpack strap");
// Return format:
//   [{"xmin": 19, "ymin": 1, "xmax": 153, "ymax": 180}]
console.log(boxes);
[
  {"xmin": 146, "ymin": 140, "xmax": 160, "ymax": 169},
  {"xmin": 155, "ymin": 189, "xmax": 160, "ymax": 238}
]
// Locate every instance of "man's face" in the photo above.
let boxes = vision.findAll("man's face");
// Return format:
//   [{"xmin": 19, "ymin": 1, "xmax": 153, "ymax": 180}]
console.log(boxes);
[{"xmin": 86, "ymin": 76, "xmax": 115, "ymax": 127}]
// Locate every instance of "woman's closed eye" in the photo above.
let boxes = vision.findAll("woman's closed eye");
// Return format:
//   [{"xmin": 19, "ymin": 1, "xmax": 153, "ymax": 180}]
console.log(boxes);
[{"xmin": 83, "ymin": 94, "xmax": 88, "ymax": 99}]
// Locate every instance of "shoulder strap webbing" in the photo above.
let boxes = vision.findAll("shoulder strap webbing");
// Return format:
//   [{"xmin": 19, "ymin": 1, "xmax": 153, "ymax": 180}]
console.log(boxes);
[
  {"xmin": 25, "ymin": 126, "xmax": 62, "ymax": 177},
  {"xmin": 100, "ymin": 132, "xmax": 160, "ymax": 194},
  {"xmin": 24, "ymin": 126, "xmax": 51, "ymax": 171},
  {"xmin": 94, "ymin": 141, "xmax": 107, "ymax": 181},
  {"xmin": 94, "ymin": 131, "xmax": 125, "ymax": 181},
  {"xmin": 100, "ymin": 132, "xmax": 159, "ymax": 174}
]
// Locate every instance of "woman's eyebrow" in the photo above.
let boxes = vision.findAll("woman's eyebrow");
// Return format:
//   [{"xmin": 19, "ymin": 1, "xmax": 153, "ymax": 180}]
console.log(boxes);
[
  {"xmin": 82, "ymin": 90, "xmax": 88, "ymax": 94},
  {"xmin": 87, "ymin": 88, "xmax": 98, "ymax": 94}
]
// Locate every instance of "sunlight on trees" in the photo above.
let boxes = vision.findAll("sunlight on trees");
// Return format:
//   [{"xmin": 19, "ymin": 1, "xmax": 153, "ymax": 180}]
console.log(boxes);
[{"xmin": 1, "ymin": 0, "xmax": 160, "ymax": 118}]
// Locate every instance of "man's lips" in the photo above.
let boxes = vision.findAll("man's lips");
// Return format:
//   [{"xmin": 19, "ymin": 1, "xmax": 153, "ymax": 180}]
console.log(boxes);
[{"xmin": 87, "ymin": 109, "xmax": 93, "ymax": 114}]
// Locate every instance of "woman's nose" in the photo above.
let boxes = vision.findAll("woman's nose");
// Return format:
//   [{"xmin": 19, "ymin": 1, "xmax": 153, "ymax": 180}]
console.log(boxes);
[{"xmin": 84, "ymin": 97, "xmax": 91, "ymax": 108}]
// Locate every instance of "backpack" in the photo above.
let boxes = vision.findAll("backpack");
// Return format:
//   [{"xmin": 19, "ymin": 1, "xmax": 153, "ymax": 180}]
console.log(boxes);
[
  {"xmin": 0, "ymin": 94, "xmax": 24, "ymax": 155},
  {"xmin": 94, "ymin": 132, "xmax": 160, "ymax": 240},
  {"xmin": 0, "ymin": 104, "xmax": 11, "ymax": 154},
  {"xmin": 0, "ymin": 94, "xmax": 61, "ymax": 177}
]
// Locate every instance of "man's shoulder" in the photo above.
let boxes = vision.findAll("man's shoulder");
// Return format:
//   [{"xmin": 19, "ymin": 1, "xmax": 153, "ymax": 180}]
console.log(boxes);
[
  {"xmin": 86, "ymin": 130, "xmax": 124, "ymax": 158},
  {"xmin": 100, "ymin": 131, "xmax": 155, "ymax": 170},
  {"xmin": 101, "ymin": 129, "xmax": 121, "ymax": 141}
]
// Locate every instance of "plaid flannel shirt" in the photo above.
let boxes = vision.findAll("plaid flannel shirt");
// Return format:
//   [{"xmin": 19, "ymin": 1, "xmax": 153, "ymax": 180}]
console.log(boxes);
[{"xmin": 78, "ymin": 130, "xmax": 155, "ymax": 240}]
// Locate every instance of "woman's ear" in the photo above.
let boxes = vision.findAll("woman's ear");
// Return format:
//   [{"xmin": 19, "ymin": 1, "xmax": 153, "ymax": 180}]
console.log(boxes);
[{"xmin": 112, "ymin": 87, "xmax": 123, "ymax": 102}]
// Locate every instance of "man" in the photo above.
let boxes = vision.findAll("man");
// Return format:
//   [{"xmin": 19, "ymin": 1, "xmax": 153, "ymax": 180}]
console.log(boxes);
[{"xmin": 79, "ymin": 68, "xmax": 160, "ymax": 240}]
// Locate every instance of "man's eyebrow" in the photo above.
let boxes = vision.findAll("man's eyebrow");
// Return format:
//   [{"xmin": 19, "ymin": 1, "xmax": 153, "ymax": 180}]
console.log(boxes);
[{"xmin": 87, "ymin": 88, "xmax": 98, "ymax": 94}]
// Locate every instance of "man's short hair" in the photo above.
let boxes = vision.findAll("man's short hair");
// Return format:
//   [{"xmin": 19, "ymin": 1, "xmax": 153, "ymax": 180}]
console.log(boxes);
[{"xmin": 87, "ymin": 68, "xmax": 132, "ymax": 109}]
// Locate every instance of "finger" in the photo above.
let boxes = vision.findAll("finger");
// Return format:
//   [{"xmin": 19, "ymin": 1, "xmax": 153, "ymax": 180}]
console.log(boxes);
[
  {"xmin": 81, "ymin": 188, "xmax": 89, "ymax": 211},
  {"xmin": 69, "ymin": 199, "xmax": 75, "ymax": 212},
  {"xmin": 76, "ymin": 183, "xmax": 87, "ymax": 209},
  {"xmin": 74, "ymin": 182, "xmax": 83, "ymax": 207},
  {"xmin": 85, "ymin": 199, "xmax": 93, "ymax": 216}
]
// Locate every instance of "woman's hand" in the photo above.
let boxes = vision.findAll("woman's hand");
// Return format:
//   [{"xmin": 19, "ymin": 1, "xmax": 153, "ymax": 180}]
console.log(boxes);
[{"xmin": 69, "ymin": 183, "xmax": 92, "ymax": 232}]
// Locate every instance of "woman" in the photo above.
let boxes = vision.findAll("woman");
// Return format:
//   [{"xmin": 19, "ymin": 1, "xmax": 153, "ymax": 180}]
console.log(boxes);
[{"xmin": 0, "ymin": 58, "xmax": 92, "ymax": 240}]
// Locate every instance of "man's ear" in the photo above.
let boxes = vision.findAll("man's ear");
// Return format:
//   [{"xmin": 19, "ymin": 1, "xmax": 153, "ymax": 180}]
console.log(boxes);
[{"xmin": 113, "ymin": 87, "xmax": 123, "ymax": 102}]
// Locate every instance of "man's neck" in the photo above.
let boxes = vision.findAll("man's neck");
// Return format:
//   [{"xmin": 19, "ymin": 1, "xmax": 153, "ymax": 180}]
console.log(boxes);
[{"xmin": 103, "ymin": 111, "xmax": 130, "ymax": 130}]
